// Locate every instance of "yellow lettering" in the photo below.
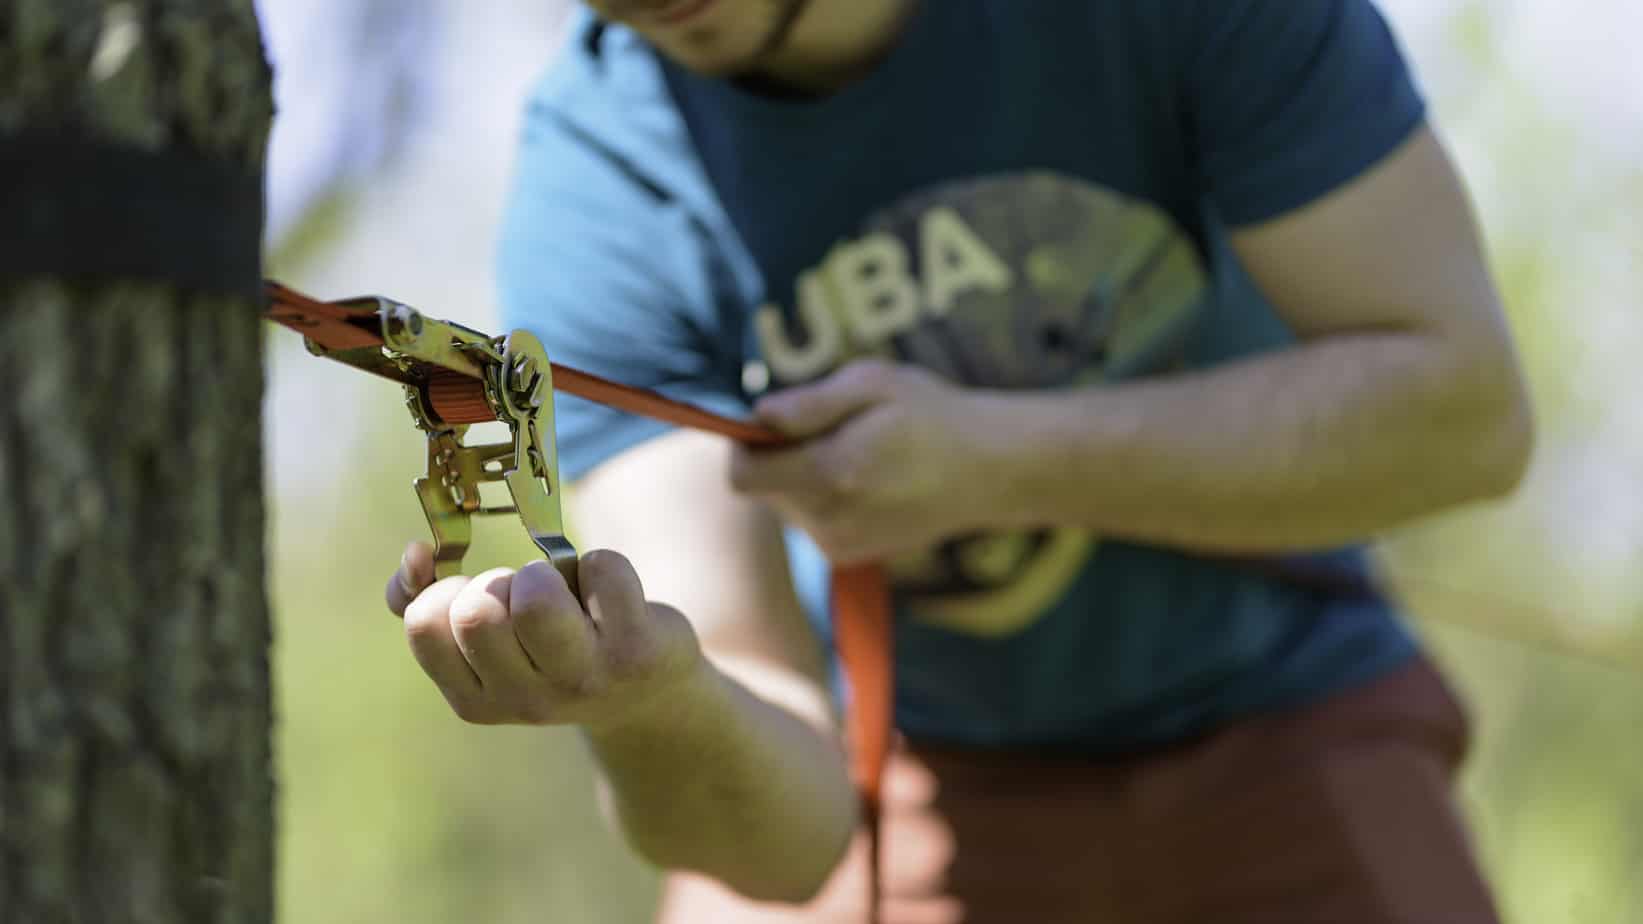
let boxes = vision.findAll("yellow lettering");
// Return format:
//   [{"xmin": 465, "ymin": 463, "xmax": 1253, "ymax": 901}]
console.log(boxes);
[
  {"xmin": 921, "ymin": 206, "xmax": 1014, "ymax": 316},
  {"xmin": 828, "ymin": 232, "xmax": 922, "ymax": 345},
  {"xmin": 754, "ymin": 270, "xmax": 845, "ymax": 384}
]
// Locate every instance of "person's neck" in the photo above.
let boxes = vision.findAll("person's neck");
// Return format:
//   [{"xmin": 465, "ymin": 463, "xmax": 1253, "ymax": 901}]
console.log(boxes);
[{"xmin": 748, "ymin": 0, "xmax": 920, "ymax": 96}]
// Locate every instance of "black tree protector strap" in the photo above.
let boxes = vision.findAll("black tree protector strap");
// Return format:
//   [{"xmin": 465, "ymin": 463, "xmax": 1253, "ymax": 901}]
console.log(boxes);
[{"xmin": 0, "ymin": 131, "xmax": 264, "ymax": 300}]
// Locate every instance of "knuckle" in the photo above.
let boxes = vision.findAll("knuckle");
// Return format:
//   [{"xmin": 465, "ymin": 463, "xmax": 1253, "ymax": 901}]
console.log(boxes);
[
  {"xmin": 601, "ymin": 637, "xmax": 657, "ymax": 682},
  {"xmin": 819, "ymin": 449, "xmax": 864, "ymax": 496},
  {"xmin": 448, "ymin": 595, "xmax": 507, "ymax": 635},
  {"xmin": 547, "ymin": 668, "xmax": 601, "ymax": 703},
  {"xmin": 402, "ymin": 602, "xmax": 445, "ymax": 641},
  {"xmin": 511, "ymin": 561, "xmax": 569, "ymax": 615},
  {"xmin": 579, "ymin": 548, "xmax": 634, "ymax": 588},
  {"xmin": 404, "ymin": 619, "xmax": 440, "ymax": 649},
  {"xmin": 402, "ymin": 576, "xmax": 468, "ymax": 630},
  {"xmin": 447, "ymin": 695, "xmax": 496, "ymax": 725},
  {"xmin": 646, "ymin": 604, "xmax": 699, "ymax": 657},
  {"xmin": 847, "ymin": 359, "xmax": 898, "ymax": 392}
]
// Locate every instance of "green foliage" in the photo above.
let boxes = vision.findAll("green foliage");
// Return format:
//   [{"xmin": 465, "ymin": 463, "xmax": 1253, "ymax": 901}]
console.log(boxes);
[{"xmin": 1428, "ymin": 626, "xmax": 1643, "ymax": 924}]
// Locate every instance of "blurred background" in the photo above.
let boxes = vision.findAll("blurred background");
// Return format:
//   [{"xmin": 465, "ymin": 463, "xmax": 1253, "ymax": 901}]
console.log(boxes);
[{"xmin": 256, "ymin": 1, "xmax": 1643, "ymax": 921}]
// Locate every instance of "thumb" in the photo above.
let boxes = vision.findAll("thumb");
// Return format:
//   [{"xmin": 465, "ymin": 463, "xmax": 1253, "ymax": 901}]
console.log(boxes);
[
  {"xmin": 754, "ymin": 361, "xmax": 897, "ymax": 439},
  {"xmin": 386, "ymin": 540, "xmax": 437, "ymax": 617}
]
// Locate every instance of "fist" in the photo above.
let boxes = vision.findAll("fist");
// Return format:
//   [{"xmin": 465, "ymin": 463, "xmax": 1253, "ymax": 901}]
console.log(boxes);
[
  {"xmin": 732, "ymin": 360, "xmax": 1010, "ymax": 564},
  {"xmin": 385, "ymin": 543, "xmax": 703, "ymax": 730}
]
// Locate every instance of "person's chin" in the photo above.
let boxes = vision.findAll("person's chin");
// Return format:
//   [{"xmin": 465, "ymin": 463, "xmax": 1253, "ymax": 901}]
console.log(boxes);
[
  {"xmin": 641, "ymin": 7, "xmax": 787, "ymax": 76},
  {"xmin": 656, "ymin": 37, "xmax": 764, "ymax": 77}
]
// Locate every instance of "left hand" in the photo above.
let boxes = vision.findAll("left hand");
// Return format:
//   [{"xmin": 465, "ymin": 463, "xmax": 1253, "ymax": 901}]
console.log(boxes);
[{"xmin": 730, "ymin": 360, "xmax": 1010, "ymax": 565}]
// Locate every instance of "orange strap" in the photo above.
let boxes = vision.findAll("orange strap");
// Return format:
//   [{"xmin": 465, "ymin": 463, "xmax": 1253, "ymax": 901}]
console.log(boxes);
[
  {"xmin": 830, "ymin": 563, "xmax": 893, "ymax": 918},
  {"xmin": 264, "ymin": 282, "xmax": 892, "ymax": 919}
]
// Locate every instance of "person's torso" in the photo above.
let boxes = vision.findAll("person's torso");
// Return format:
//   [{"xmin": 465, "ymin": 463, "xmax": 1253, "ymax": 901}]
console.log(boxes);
[{"xmin": 549, "ymin": 1, "xmax": 1418, "ymax": 751}]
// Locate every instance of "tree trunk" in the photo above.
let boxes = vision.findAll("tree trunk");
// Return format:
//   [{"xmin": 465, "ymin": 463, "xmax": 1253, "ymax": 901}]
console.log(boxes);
[{"xmin": 0, "ymin": 2, "xmax": 275, "ymax": 922}]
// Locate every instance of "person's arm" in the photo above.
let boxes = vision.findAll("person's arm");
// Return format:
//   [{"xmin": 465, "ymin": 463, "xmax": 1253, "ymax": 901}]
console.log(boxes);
[
  {"xmin": 979, "ymin": 125, "xmax": 1533, "ymax": 551},
  {"xmin": 569, "ymin": 429, "xmax": 858, "ymax": 900}
]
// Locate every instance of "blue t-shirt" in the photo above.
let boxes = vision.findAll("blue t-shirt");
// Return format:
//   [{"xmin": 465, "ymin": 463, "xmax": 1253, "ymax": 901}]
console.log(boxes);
[{"xmin": 498, "ymin": 0, "xmax": 1426, "ymax": 753}]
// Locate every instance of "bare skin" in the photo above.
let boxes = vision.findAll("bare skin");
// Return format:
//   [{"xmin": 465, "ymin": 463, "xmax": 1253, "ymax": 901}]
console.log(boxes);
[
  {"xmin": 386, "ymin": 0, "xmax": 1534, "ymax": 906},
  {"xmin": 581, "ymin": 0, "xmax": 918, "ymax": 91}
]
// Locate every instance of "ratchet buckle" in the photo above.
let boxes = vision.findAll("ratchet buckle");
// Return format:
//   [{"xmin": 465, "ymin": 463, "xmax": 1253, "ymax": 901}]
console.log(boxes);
[{"xmin": 265, "ymin": 283, "xmax": 577, "ymax": 589}]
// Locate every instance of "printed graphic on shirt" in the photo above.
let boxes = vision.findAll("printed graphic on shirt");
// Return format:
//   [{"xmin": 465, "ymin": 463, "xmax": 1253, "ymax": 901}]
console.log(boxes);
[{"xmin": 754, "ymin": 172, "xmax": 1209, "ymax": 636}]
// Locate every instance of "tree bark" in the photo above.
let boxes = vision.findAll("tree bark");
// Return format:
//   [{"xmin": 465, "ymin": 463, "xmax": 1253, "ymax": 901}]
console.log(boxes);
[{"xmin": 0, "ymin": 2, "xmax": 275, "ymax": 922}]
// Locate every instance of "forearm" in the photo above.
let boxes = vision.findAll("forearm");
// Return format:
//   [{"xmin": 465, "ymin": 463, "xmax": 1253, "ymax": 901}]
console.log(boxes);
[
  {"xmin": 580, "ymin": 656, "xmax": 857, "ymax": 903},
  {"xmin": 984, "ymin": 331, "xmax": 1532, "ymax": 552}
]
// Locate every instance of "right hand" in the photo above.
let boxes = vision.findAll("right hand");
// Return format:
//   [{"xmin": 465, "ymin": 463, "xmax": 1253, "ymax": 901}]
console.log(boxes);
[{"xmin": 385, "ymin": 542, "xmax": 706, "ymax": 731}]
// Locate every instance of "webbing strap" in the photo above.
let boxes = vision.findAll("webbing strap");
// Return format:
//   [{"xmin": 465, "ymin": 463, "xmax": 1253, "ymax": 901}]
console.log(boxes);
[
  {"xmin": 830, "ymin": 564, "xmax": 893, "ymax": 918},
  {"xmin": 0, "ymin": 133, "xmax": 265, "ymax": 299},
  {"xmin": 264, "ymin": 282, "xmax": 894, "ymax": 919}
]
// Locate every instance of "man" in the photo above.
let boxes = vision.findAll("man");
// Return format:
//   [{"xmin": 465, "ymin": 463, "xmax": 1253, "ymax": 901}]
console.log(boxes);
[{"xmin": 385, "ymin": 1, "xmax": 1532, "ymax": 920}]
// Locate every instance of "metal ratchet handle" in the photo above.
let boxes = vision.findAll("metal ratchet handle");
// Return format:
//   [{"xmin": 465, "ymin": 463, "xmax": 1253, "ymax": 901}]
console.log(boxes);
[{"xmin": 265, "ymin": 284, "xmax": 578, "ymax": 591}]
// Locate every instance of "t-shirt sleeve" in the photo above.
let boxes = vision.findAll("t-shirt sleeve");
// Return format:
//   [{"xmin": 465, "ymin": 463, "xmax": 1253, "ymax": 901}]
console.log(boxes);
[
  {"xmin": 496, "ymin": 100, "xmax": 747, "ymax": 482},
  {"xmin": 1182, "ymin": 0, "xmax": 1427, "ymax": 227}
]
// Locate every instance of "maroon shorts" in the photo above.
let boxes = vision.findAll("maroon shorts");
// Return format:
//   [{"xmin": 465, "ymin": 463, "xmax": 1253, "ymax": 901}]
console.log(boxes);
[{"xmin": 655, "ymin": 658, "xmax": 1502, "ymax": 924}]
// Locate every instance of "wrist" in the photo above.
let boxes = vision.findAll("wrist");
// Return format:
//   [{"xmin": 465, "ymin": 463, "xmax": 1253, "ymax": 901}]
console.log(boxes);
[
  {"xmin": 962, "ymin": 386, "xmax": 1132, "ymax": 533},
  {"xmin": 962, "ymin": 389, "xmax": 1069, "ymax": 531},
  {"xmin": 582, "ymin": 652, "xmax": 729, "ymax": 744}
]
